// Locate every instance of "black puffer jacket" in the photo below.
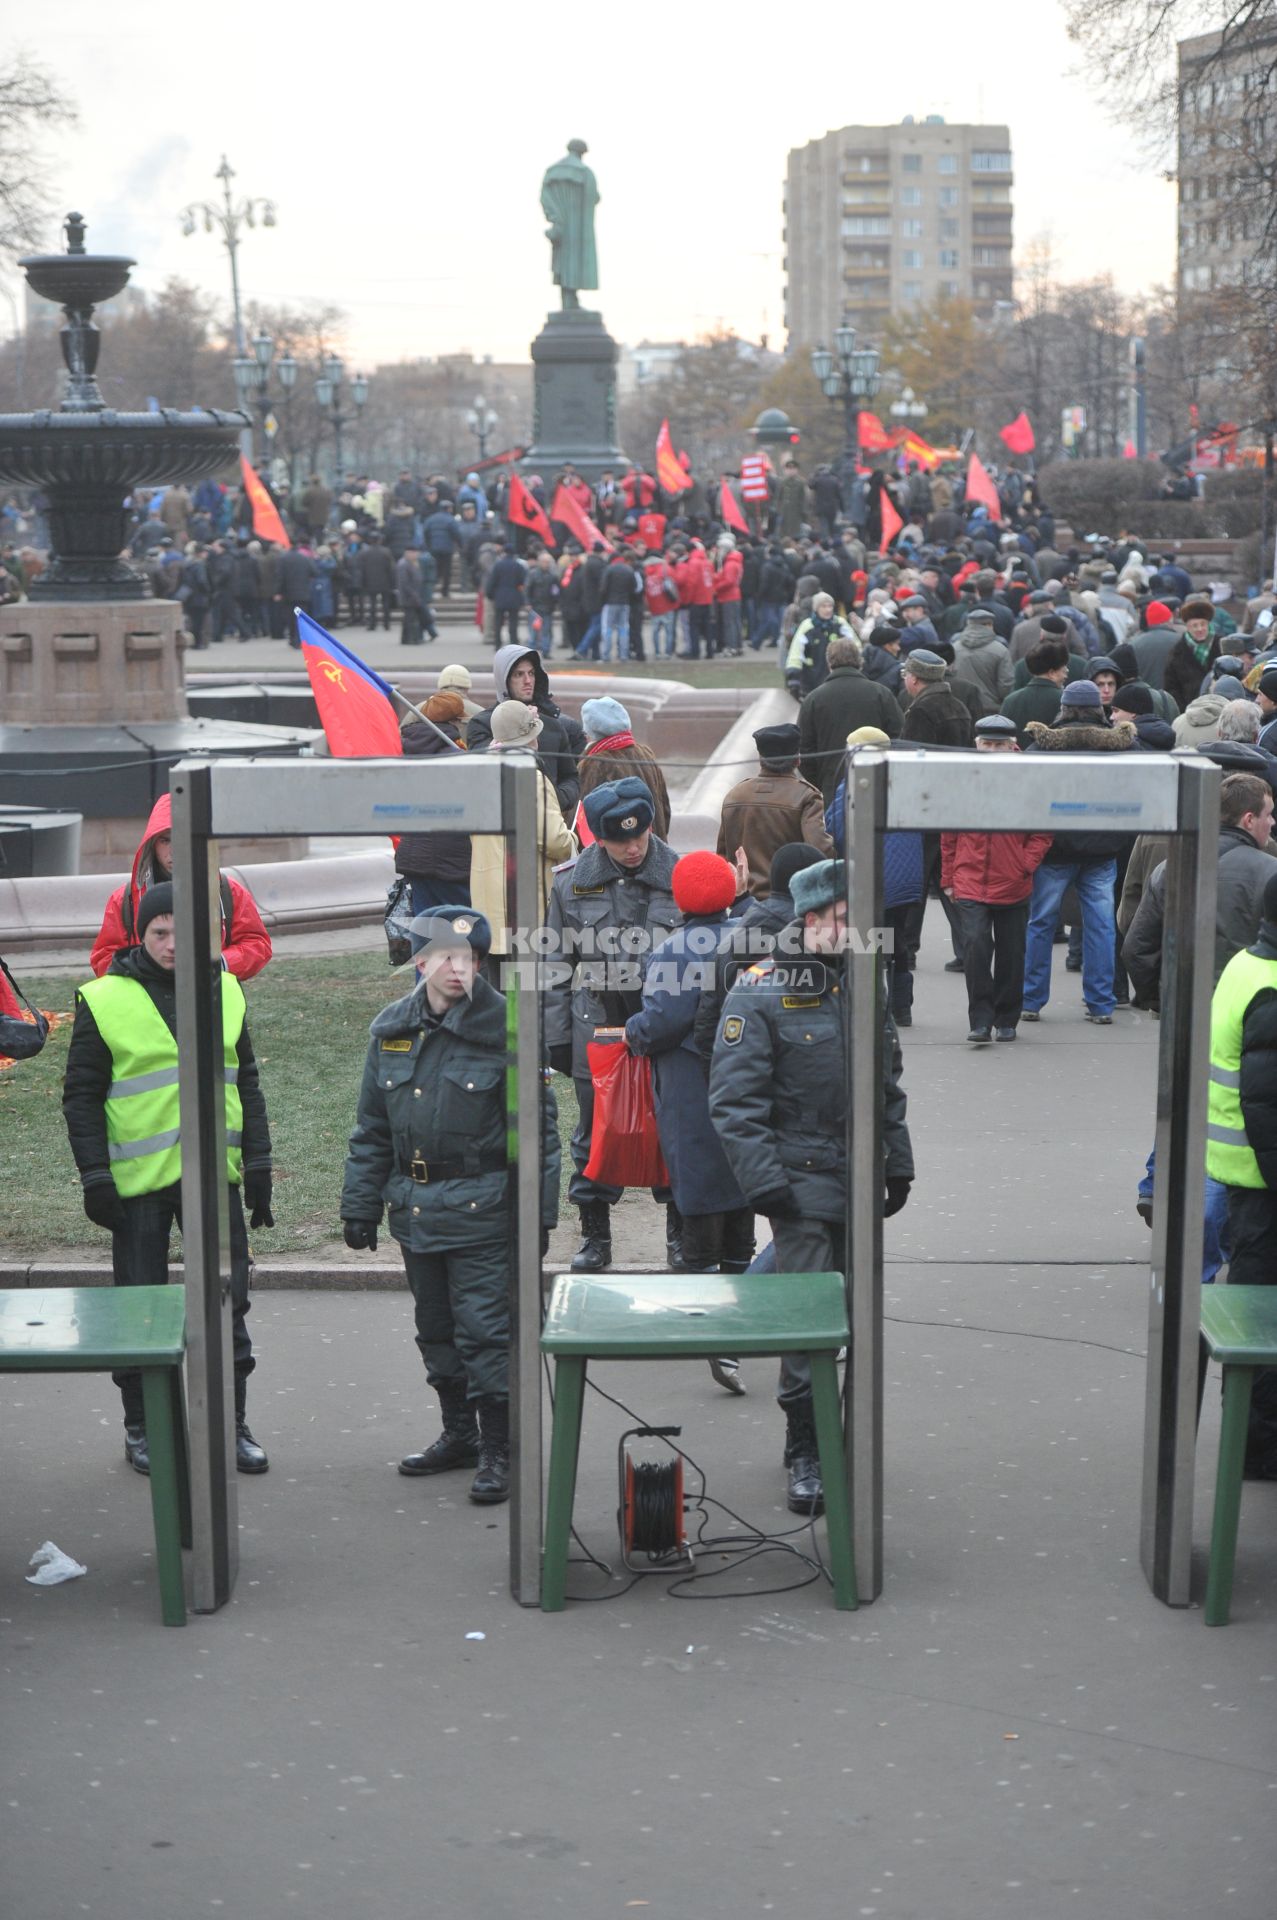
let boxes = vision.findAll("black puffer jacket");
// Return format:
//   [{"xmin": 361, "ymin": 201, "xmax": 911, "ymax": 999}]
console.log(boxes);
[
  {"xmin": 466, "ymin": 645, "xmax": 587, "ymax": 814},
  {"xmin": 394, "ymin": 717, "xmax": 472, "ymax": 885}
]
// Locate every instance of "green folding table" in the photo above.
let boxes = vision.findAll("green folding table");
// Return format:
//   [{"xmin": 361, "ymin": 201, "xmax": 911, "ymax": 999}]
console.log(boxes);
[
  {"xmin": 540, "ymin": 1270, "xmax": 856, "ymax": 1612},
  {"xmin": 0, "ymin": 1287, "xmax": 191, "ymax": 1626},
  {"xmin": 1198, "ymin": 1285, "xmax": 1277, "ymax": 1627}
]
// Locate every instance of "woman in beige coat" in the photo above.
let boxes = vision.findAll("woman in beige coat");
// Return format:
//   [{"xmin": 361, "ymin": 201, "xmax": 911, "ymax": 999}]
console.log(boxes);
[{"xmin": 470, "ymin": 699, "xmax": 576, "ymax": 958}]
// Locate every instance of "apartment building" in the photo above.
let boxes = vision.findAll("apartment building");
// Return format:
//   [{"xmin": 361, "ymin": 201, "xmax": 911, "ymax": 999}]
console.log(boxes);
[
  {"xmin": 783, "ymin": 117, "xmax": 1014, "ymax": 348},
  {"xmin": 1177, "ymin": 24, "xmax": 1277, "ymax": 294}
]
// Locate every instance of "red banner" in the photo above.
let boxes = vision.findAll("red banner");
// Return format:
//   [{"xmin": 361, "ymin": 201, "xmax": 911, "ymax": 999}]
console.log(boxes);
[
  {"xmin": 550, "ymin": 483, "xmax": 612, "ymax": 553},
  {"xmin": 965, "ymin": 452, "xmax": 1002, "ymax": 520},
  {"xmin": 298, "ymin": 611, "xmax": 403, "ymax": 758},
  {"xmin": 719, "ymin": 481, "xmax": 749, "ymax": 534},
  {"xmin": 507, "ymin": 471, "xmax": 555, "ymax": 549},
  {"xmin": 879, "ymin": 491, "xmax": 903, "ymax": 554},
  {"xmin": 240, "ymin": 454, "xmax": 290, "ymax": 548},
  {"xmin": 858, "ymin": 412, "xmax": 893, "ymax": 454},
  {"xmin": 998, "ymin": 411, "xmax": 1036, "ymax": 455},
  {"xmin": 656, "ymin": 418, "xmax": 690, "ymax": 494}
]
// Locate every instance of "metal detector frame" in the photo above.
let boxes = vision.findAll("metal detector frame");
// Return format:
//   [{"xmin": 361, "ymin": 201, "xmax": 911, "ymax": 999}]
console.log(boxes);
[
  {"xmin": 169, "ymin": 755, "xmax": 546, "ymax": 1612},
  {"xmin": 844, "ymin": 748, "xmax": 1219, "ymax": 1607}
]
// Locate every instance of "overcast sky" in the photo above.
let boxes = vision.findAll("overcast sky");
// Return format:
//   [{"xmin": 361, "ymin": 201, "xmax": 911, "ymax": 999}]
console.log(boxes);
[{"xmin": 15, "ymin": 0, "xmax": 1178, "ymax": 370}]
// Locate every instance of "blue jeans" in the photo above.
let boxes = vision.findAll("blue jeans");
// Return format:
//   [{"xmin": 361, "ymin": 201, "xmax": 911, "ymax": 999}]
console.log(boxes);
[
  {"xmin": 751, "ymin": 603, "xmax": 782, "ymax": 650},
  {"xmin": 1139, "ymin": 1148, "xmax": 1231, "ymax": 1284},
  {"xmin": 600, "ymin": 604, "xmax": 630, "ymax": 662},
  {"xmin": 1024, "ymin": 858, "xmax": 1116, "ymax": 1016},
  {"xmin": 650, "ymin": 610, "xmax": 676, "ymax": 657},
  {"xmin": 575, "ymin": 612, "xmax": 602, "ymax": 659}
]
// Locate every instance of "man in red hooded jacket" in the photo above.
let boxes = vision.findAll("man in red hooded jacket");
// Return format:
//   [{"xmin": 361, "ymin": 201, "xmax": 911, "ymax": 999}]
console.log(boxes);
[{"xmin": 89, "ymin": 793, "xmax": 273, "ymax": 982}]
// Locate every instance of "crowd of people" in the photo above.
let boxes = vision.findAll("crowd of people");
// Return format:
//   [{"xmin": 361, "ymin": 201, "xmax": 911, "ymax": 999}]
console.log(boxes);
[{"xmin": 7, "ymin": 440, "xmax": 1277, "ymax": 1525}]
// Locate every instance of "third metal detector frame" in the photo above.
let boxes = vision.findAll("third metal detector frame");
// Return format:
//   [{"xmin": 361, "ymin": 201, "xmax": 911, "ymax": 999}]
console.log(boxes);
[{"xmin": 844, "ymin": 747, "xmax": 1219, "ymax": 1607}]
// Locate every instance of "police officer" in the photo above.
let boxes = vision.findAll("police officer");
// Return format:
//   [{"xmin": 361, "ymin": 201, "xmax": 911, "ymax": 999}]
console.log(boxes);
[
  {"xmin": 708, "ymin": 858, "xmax": 913, "ymax": 1511},
  {"xmin": 340, "ymin": 907, "xmax": 560, "ymax": 1504},
  {"xmin": 61, "ymin": 881, "xmax": 273, "ymax": 1475},
  {"xmin": 545, "ymin": 777, "xmax": 681, "ymax": 1272}
]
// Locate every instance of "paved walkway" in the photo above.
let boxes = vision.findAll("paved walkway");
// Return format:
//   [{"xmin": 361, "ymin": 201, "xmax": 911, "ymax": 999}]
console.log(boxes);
[{"xmin": 2, "ymin": 942, "xmax": 1274, "ymax": 1919}]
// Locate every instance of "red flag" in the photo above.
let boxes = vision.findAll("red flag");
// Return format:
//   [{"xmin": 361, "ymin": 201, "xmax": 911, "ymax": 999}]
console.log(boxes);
[
  {"xmin": 656, "ymin": 418, "xmax": 690, "ymax": 494},
  {"xmin": 858, "ymin": 411, "xmax": 893, "ymax": 454},
  {"xmin": 240, "ymin": 454, "xmax": 290, "ymax": 548},
  {"xmin": 298, "ymin": 610, "xmax": 403, "ymax": 758},
  {"xmin": 998, "ymin": 411, "xmax": 1036, "ymax": 455},
  {"xmin": 895, "ymin": 428, "xmax": 941, "ymax": 470},
  {"xmin": 965, "ymin": 452, "xmax": 1002, "ymax": 520},
  {"xmin": 719, "ymin": 480, "xmax": 749, "ymax": 534},
  {"xmin": 879, "ymin": 491, "xmax": 903, "ymax": 554},
  {"xmin": 550, "ymin": 483, "xmax": 611, "ymax": 553},
  {"xmin": 1122, "ymin": 440, "xmax": 1138, "ymax": 459},
  {"xmin": 507, "ymin": 471, "xmax": 555, "ymax": 549}
]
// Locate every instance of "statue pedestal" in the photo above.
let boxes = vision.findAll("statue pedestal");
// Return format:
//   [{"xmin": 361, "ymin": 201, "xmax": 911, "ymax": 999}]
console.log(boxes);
[
  {"xmin": 522, "ymin": 308, "xmax": 625, "ymax": 485},
  {"xmin": 0, "ymin": 598, "xmax": 190, "ymax": 725}
]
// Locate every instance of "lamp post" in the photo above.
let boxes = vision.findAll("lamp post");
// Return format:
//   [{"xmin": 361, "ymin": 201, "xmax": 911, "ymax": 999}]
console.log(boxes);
[
  {"xmin": 231, "ymin": 326, "xmax": 295, "ymax": 474},
  {"xmin": 180, "ymin": 157, "xmax": 277, "ymax": 460},
  {"xmin": 314, "ymin": 355, "xmax": 367, "ymax": 490},
  {"xmin": 466, "ymin": 393, "xmax": 499, "ymax": 463},
  {"xmin": 811, "ymin": 326, "xmax": 880, "ymax": 494}
]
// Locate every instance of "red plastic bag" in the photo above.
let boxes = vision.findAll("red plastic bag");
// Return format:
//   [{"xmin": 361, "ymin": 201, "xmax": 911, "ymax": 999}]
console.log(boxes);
[{"xmin": 583, "ymin": 1036, "xmax": 669, "ymax": 1188}]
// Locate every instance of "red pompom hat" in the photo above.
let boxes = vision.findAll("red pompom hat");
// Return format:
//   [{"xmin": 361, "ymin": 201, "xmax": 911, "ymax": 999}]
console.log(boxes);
[
  {"xmin": 672, "ymin": 850, "xmax": 737, "ymax": 917},
  {"xmin": 1145, "ymin": 600, "xmax": 1173, "ymax": 626}
]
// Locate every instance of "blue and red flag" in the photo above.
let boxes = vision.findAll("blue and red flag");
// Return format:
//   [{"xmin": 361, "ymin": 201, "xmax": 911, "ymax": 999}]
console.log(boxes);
[{"xmin": 296, "ymin": 610, "xmax": 403, "ymax": 758}]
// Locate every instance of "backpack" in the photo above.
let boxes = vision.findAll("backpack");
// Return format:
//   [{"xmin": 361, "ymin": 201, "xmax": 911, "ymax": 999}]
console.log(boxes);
[{"xmin": 122, "ymin": 875, "xmax": 234, "ymax": 948}]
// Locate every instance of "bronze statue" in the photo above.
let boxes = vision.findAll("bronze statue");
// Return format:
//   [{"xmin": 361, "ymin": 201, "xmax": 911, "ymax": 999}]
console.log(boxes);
[{"xmin": 540, "ymin": 139, "xmax": 599, "ymax": 309}]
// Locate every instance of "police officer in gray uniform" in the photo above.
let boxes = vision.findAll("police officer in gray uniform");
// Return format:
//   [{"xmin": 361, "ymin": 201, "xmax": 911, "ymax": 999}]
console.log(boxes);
[
  {"xmin": 545, "ymin": 777, "xmax": 681, "ymax": 1272},
  {"xmin": 341, "ymin": 906, "xmax": 560, "ymax": 1504},
  {"xmin": 708, "ymin": 858, "xmax": 913, "ymax": 1511}
]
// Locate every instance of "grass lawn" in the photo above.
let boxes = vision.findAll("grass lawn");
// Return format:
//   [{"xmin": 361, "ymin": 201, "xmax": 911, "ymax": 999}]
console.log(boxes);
[{"xmin": 2, "ymin": 954, "xmax": 578, "ymax": 1259}]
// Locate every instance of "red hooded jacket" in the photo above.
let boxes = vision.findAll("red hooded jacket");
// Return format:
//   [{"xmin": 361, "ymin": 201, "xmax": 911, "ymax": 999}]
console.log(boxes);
[
  {"xmin": 679, "ymin": 547, "xmax": 715, "ymax": 607},
  {"xmin": 89, "ymin": 792, "xmax": 273, "ymax": 980},
  {"xmin": 713, "ymin": 549, "xmax": 744, "ymax": 604},
  {"xmin": 941, "ymin": 828, "xmax": 1053, "ymax": 906}
]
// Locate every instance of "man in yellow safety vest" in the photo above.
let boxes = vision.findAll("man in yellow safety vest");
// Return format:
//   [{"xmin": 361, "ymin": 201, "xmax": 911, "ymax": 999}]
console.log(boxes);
[
  {"xmin": 62, "ymin": 881, "xmax": 274, "ymax": 1476},
  {"xmin": 1206, "ymin": 869, "xmax": 1277, "ymax": 1478}
]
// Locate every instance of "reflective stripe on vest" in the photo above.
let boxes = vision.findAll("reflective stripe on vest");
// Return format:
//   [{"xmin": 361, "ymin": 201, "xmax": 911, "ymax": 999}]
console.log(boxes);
[
  {"xmin": 1205, "ymin": 948, "xmax": 1277, "ymax": 1190},
  {"xmin": 78, "ymin": 974, "xmax": 247, "ymax": 1196}
]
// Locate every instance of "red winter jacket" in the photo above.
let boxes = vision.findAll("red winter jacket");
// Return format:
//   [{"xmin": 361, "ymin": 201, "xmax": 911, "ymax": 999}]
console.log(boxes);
[
  {"xmin": 713, "ymin": 549, "xmax": 744, "ymax": 604},
  {"xmin": 679, "ymin": 548, "xmax": 715, "ymax": 607},
  {"xmin": 89, "ymin": 792, "xmax": 273, "ymax": 981},
  {"xmin": 621, "ymin": 471, "xmax": 657, "ymax": 513},
  {"xmin": 941, "ymin": 829, "xmax": 1053, "ymax": 906},
  {"xmin": 643, "ymin": 557, "xmax": 679, "ymax": 615}
]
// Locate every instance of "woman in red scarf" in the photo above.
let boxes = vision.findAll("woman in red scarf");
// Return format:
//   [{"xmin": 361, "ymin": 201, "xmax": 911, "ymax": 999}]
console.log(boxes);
[{"xmin": 573, "ymin": 697, "xmax": 671, "ymax": 843}]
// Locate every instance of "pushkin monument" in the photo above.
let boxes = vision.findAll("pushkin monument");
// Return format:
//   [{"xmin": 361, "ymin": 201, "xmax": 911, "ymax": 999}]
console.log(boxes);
[{"xmin": 521, "ymin": 139, "xmax": 624, "ymax": 485}]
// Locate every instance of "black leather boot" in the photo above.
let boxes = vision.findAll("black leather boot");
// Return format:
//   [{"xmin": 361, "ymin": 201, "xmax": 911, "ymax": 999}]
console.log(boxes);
[
  {"xmin": 666, "ymin": 1203, "xmax": 686, "ymax": 1272},
  {"xmin": 399, "ymin": 1379, "xmax": 480, "ymax": 1476},
  {"xmin": 571, "ymin": 1202, "xmax": 612, "ymax": 1273},
  {"xmin": 783, "ymin": 1399, "xmax": 824, "ymax": 1515},
  {"xmin": 469, "ymin": 1396, "xmax": 511, "ymax": 1504},
  {"xmin": 234, "ymin": 1373, "xmax": 269, "ymax": 1474},
  {"xmin": 124, "ymin": 1423, "xmax": 150, "ymax": 1475}
]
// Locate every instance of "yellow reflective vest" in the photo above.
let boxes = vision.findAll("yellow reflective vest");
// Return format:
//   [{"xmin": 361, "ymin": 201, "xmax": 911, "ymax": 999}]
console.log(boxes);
[
  {"xmin": 1205, "ymin": 947, "xmax": 1277, "ymax": 1190},
  {"xmin": 77, "ymin": 974, "xmax": 245, "ymax": 1196}
]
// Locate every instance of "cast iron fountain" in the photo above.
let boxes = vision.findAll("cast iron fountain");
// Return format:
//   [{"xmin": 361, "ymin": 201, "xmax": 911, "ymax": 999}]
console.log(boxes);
[
  {"xmin": 0, "ymin": 211, "xmax": 246, "ymax": 599},
  {"xmin": 0, "ymin": 212, "xmax": 317, "ymax": 874}
]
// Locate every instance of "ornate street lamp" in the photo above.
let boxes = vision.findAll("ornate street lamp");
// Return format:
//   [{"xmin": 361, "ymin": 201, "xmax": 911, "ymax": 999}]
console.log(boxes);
[
  {"xmin": 466, "ymin": 393, "xmax": 499, "ymax": 461},
  {"xmin": 811, "ymin": 330, "xmax": 880, "ymax": 489},
  {"xmin": 180, "ymin": 157, "xmax": 277, "ymax": 457}
]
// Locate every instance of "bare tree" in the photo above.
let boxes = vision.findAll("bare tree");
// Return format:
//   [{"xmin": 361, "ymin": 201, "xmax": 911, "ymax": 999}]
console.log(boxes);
[{"xmin": 0, "ymin": 50, "xmax": 78, "ymax": 265}]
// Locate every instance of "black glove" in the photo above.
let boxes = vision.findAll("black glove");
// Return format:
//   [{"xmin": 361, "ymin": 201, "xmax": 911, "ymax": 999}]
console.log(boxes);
[
  {"xmin": 752, "ymin": 1186, "xmax": 800, "ymax": 1220},
  {"xmin": 883, "ymin": 1176, "xmax": 912, "ymax": 1218},
  {"xmin": 343, "ymin": 1219, "xmax": 379, "ymax": 1252},
  {"xmin": 540, "ymin": 1227, "xmax": 551, "ymax": 1260},
  {"xmin": 243, "ymin": 1169, "xmax": 274, "ymax": 1231},
  {"xmin": 83, "ymin": 1182, "xmax": 125, "ymax": 1233},
  {"xmin": 548, "ymin": 1044, "xmax": 573, "ymax": 1077}
]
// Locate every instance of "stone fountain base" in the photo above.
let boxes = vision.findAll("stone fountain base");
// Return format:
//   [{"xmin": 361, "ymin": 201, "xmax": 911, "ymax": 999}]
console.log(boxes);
[{"xmin": 0, "ymin": 598, "xmax": 189, "ymax": 725}]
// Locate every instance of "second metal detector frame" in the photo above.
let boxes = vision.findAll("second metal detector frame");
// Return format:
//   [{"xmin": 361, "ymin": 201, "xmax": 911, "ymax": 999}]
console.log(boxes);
[
  {"xmin": 169, "ymin": 753, "xmax": 546, "ymax": 1612},
  {"xmin": 844, "ymin": 748, "xmax": 1219, "ymax": 1608}
]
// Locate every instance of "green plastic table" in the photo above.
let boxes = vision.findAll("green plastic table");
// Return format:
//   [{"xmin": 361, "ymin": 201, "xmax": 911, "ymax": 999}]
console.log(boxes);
[
  {"xmin": 539, "ymin": 1271, "xmax": 856, "ymax": 1612},
  {"xmin": 0, "ymin": 1287, "xmax": 191, "ymax": 1626},
  {"xmin": 1199, "ymin": 1285, "xmax": 1277, "ymax": 1627}
]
